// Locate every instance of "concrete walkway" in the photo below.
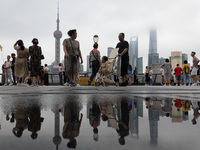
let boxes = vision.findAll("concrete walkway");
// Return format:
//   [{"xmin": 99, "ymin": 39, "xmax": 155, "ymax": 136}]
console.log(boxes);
[{"xmin": 0, "ymin": 85, "xmax": 199, "ymax": 95}]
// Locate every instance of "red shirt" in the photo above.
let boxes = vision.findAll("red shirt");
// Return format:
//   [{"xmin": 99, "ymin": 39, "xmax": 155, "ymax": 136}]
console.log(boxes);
[
  {"xmin": 174, "ymin": 67, "xmax": 182, "ymax": 76},
  {"xmin": 175, "ymin": 99, "xmax": 182, "ymax": 109}
]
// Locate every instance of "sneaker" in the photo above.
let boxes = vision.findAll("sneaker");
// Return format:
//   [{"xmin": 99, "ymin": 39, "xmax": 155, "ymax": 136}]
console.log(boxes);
[
  {"xmin": 21, "ymin": 83, "xmax": 25, "ymax": 86},
  {"xmin": 4, "ymin": 84, "xmax": 8, "ymax": 86},
  {"xmin": 88, "ymin": 80, "xmax": 91, "ymax": 86},
  {"xmin": 69, "ymin": 82, "xmax": 76, "ymax": 87},
  {"xmin": 77, "ymin": 84, "xmax": 80, "ymax": 87},
  {"xmin": 17, "ymin": 83, "xmax": 21, "ymax": 86},
  {"xmin": 30, "ymin": 84, "xmax": 34, "ymax": 87},
  {"xmin": 63, "ymin": 82, "xmax": 70, "ymax": 86},
  {"xmin": 35, "ymin": 84, "xmax": 39, "ymax": 87},
  {"xmin": 192, "ymin": 83, "xmax": 198, "ymax": 86}
]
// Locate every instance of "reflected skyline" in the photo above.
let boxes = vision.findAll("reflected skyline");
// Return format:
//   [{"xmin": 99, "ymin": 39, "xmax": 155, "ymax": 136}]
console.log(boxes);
[{"xmin": 0, "ymin": 95, "xmax": 199, "ymax": 150}]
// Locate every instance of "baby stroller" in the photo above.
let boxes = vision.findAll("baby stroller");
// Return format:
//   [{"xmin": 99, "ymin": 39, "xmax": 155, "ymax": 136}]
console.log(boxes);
[{"xmin": 95, "ymin": 48, "xmax": 121, "ymax": 86}]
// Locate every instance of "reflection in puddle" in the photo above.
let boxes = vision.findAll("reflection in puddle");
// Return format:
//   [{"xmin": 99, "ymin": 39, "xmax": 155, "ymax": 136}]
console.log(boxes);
[{"xmin": 0, "ymin": 95, "xmax": 199, "ymax": 150}]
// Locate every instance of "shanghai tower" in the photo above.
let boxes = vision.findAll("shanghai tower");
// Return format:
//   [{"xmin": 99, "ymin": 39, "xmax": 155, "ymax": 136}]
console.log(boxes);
[{"xmin": 148, "ymin": 29, "xmax": 159, "ymax": 66}]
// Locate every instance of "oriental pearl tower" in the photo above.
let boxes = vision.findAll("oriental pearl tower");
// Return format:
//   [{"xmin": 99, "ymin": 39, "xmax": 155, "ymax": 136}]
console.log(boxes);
[{"xmin": 53, "ymin": 3, "xmax": 62, "ymax": 67}]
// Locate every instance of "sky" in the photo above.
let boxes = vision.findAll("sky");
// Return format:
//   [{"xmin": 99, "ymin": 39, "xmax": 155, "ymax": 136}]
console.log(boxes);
[{"xmin": 0, "ymin": 0, "xmax": 200, "ymax": 72}]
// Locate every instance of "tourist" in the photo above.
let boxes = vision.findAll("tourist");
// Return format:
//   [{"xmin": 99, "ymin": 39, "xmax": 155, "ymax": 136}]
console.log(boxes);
[
  {"xmin": 149, "ymin": 67, "xmax": 153, "ymax": 86},
  {"xmin": 29, "ymin": 38, "xmax": 42, "ymax": 87},
  {"xmin": 116, "ymin": 33, "xmax": 129, "ymax": 86},
  {"xmin": 59, "ymin": 63, "xmax": 64, "ymax": 85},
  {"xmin": 99, "ymin": 56, "xmax": 108, "ymax": 76},
  {"xmin": 174, "ymin": 64, "xmax": 182, "ymax": 86},
  {"xmin": 160, "ymin": 66, "xmax": 164, "ymax": 85},
  {"xmin": 161, "ymin": 59, "xmax": 172, "ymax": 86},
  {"xmin": 14, "ymin": 40, "xmax": 29, "ymax": 86},
  {"xmin": 4, "ymin": 55, "xmax": 12, "ymax": 86},
  {"xmin": 63, "ymin": 29, "xmax": 83, "ymax": 86},
  {"xmin": 145, "ymin": 66, "xmax": 149, "ymax": 86},
  {"xmin": 11, "ymin": 53, "xmax": 16, "ymax": 85},
  {"xmin": 182, "ymin": 60, "xmax": 190, "ymax": 86},
  {"xmin": 133, "ymin": 67, "xmax": 138, "ymax": 85},
  {"xmin": 88, "ymin": 43, "xmax": 101, "ymax": 86},
  {"xmin": 44, "ymin": 64, "xmax": 50, "ymax": 85},
  {"xmin": 1, "ymin": 64, "xmax": 5, "ymax": 85},
  {"xmin": 191, "ymin": 51, "xmax": 199, "ymax": 86},
  {"xmin": 127, "ymin": 63, "xmax": 133, "ymax": 86}
]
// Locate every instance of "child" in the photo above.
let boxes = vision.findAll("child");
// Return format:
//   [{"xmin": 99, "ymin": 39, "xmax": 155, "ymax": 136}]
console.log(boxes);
[
  {"xmin": 99, "ymin": 56, "xmax": 108, "ymax": 76},
  {"xmin": 4, "ymin": 55, "xmax": 12, "ymax": 86}
]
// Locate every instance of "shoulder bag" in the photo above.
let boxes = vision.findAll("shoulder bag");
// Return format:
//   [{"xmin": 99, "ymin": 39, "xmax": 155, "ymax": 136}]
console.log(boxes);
[
  {"xmin": 92, "ymin": 50, "xmax": 99, "ymax": 64},
  {"xmin": 69, "ymin": 40, "xmax": 79, "ymax": 62}
]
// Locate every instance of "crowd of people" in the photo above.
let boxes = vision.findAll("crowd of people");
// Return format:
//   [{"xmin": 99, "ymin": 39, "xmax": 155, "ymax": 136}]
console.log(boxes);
[
  {"xmin": 157, "ymin": 51, "xmax": 199, "ymax": 86},
  {"xmin": 2, "ymin": 39, "xmax": 50, "ymax": 87},
  {"xmin": 1, "ymin": 30, "xmax": 199, "ymax": 87}
]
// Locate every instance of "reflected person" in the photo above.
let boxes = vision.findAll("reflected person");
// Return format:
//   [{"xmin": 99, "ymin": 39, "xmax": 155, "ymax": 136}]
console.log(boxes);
[
  {"xmin": 89, "ymin": 101, "xmax": 101, "ymax": 142},
  {"xmin": 99, "ymin": 99, "xmax": 119, "ymax": 130},
  {"xmin": 161, "ymin": 98, "xmax": 172, "ymax": 117},
  {"xmin": 191, "ymin": 100, "xmax": 200, "ymax": 125},
  {"xmin": 116, "ymin": 98, "xmax": 130, "ymax": 145},
  {"xmin": 28, "ymin": 104, "xmax": 44, "ymax": 139},
  {"xmin": 62, "ymin": 100, "xmax": 83, "ymax": 149},
  {"xmin": 12, "ymin": 105, "xmax": 29, "ymax": 138}
]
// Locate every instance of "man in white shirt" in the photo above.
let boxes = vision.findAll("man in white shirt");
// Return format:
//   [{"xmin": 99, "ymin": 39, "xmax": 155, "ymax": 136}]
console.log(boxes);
[{"xmin": 4, "ymin": 55, "xmax": 12, "ymax": 86}]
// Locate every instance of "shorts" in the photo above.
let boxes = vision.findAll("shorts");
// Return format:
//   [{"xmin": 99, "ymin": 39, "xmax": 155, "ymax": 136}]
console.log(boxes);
[
  {"xmin": 121, "ymin": 59, "xmax": 129, "ymax": 76},
  {"xmin": 176, "ymin": 76, "xmax": 181, "ymax": 81},
  {"xmin": 191, "ymin": 67, "xmax": 197, "ymax": 75},
  {"xmin": 164, "ymin": 73, "xmax": 171, "ymax": 81}
]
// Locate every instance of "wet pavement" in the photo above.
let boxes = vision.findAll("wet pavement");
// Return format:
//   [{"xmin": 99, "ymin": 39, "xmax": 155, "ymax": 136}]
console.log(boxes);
[
  {"xmin": 0, "ymin": 93, "xmax": 200, "ymax": 150},
  {"xmin": 0, "ymin": 86, "xmax": 200, "ymax": 95}
]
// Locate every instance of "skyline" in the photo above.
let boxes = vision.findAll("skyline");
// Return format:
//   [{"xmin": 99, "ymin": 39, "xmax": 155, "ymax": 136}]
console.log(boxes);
[{"xmin": 0, "ymin": 0, "xmax": 200, "ymax": 72}]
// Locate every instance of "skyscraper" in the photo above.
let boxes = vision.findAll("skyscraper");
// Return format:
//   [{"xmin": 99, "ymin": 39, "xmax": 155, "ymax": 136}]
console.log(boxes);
[
  {"xmin": 129, "ymin": 36, "xmax": 138, "ymax": 68},
  {"xmin": 171, "ymin": 51, "xmax": 182, "ymax": 70},
  {"xmin": 159, "ymin": 57, "xmax": 166, "ymax": 65},
  {"xmin": 138, "ymin": 57, "xmax": 143, "ymax": 74},
  {"xmin": 182, "ymin": 53, "xmax": 188, "ymax": 65},
  {"xmin": 53, "ymin": 4, "xmax": 62, "ymax": 66},
  {"xmin": 148, "ymin": 29, "xmax": 159, "ymax": 66}
]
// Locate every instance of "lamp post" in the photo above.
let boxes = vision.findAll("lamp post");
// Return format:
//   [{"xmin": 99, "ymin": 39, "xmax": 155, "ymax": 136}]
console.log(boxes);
[{"xmin": 93, "ymin": 35, "xmax": 99, "ymax": 44}]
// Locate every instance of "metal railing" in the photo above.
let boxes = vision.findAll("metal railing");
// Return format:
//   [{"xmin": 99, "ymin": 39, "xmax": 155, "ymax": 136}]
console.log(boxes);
[{"xmin": 0, "ymin": 73, "xmax": 163, "ymax": 85}]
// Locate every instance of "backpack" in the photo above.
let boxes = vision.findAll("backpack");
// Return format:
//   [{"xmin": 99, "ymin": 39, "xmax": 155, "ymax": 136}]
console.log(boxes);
[{"xmin": 184, "ymin": 65, "xmax": 189, "ymax": 74}]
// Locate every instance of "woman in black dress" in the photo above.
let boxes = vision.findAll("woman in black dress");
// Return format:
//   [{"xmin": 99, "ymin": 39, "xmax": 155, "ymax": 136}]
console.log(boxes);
[{"xmin": 29, "ymin": 38, "xmax": 42, "ymax": 87}]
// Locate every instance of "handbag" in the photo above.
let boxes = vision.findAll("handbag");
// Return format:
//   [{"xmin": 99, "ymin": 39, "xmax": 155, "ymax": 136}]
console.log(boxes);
[{"xmin": 69, "ymin": 40, "xmax": 79, "ymax": 62}]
